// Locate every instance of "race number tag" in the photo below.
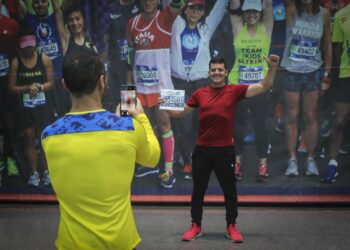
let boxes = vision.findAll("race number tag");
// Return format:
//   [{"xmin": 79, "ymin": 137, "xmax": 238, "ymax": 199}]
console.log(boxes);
[
  {"xmin": 135, "ymin": 65, "xmax": 159, "ymax": 86},
  {"xmin": 23, "ymin": 91, "xmax": 46, "ymax": 108},
  {"xmin": 38, "ymin": 43, "xmax": 59, "ymax": 57},
  {"xmin": 238, "ymin": 65, "xmax": 264, "ymax": 84},
  {"xmin": 160, "ymin": 89, "xmax": 185, "ymax": 111},
  {"xmin": 0, "ymin": 54, "xmax": 9, "ymax": 77},
  {"xmin": 289, "ymin": 39, "xmax": 317, "ymax": 62}
]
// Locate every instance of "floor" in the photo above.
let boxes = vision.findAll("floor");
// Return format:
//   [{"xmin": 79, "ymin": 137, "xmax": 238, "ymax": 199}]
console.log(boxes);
[{"xmin": 1, "ymin": 205, "xmax": 350, "ymax": 250}]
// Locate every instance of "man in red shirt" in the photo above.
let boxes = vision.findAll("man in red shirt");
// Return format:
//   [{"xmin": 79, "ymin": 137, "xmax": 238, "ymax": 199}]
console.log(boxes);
[{"xmin": 162, "ymin": 54, "xmax": 280, "ymax": 243}]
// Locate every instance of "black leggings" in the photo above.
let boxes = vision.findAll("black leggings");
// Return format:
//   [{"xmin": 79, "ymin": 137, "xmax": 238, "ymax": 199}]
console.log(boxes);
[{"xmin": 191, "ymin": 145, "xmax": 238, "ymax": 227}]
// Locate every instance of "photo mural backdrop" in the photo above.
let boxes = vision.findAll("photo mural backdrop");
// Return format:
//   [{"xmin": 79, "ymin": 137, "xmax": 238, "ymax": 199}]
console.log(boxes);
[{"xmin": 0, "ymin": 0, "xmax": 349, "ymax": 203}]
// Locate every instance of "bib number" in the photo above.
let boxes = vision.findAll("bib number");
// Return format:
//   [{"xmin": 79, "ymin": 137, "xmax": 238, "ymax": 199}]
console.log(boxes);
[
  {"xmin": 238, "ymin": 65, "xmax": 264, "ymax": 84},
  {"xmin": 23, "ymin": 91, "xmax": 46, "ymax": 108},
  {"xmin": 135, "ymin": 65, "xmax": 159, "ymax": 86},
  {"xmin": 289, "ymin": 39, "xmax": 317, "ymax": 62}
]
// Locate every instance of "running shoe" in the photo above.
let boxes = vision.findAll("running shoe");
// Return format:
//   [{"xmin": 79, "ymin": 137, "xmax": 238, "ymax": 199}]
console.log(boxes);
[
  {"xmin": 235, "ymin": 163, "xmax": 243, "ymax": 181},
  {"xmin": 319, "ymin": 119, "xmax": 332, "ymax": 137},
  {"xmin": 306, "ymin": 158, "xmax": 319, "ymax": 176},
  {"xmin": 258, "ymin": 163, "xmax": 269, "ymax": 183},
  {"xmin": 226, "ymin": 224, "xmax": 243, "ymax": 243},
  {"xmin": 244, "ymin": 132, "xmax": 255, "ymax": 143},
  {"xmin": 317, "ymin": 147, "xmax": 326, "ymax": 159},
  {"xmin": 285, "ymin": 159, "xmax": 299, "ymax": 176},
  {"xmin": 182, "ymin": 223, "xmax": 202, "ymax": 241},
  {"xmin": 338, "ymin": 144, "xmax": 350, "ymax": 155},
  {"xmin": 274, "ymin": 119, "xmax": 284, "ymax": 132},
  {"xmin": 28, "ymin": 171, "xmax": 40, "ymax": 186},
  {"xmin": 159, "ymin": 172, "xmax": 176, "ymax": 188},
  {"xmin": 134, "ymin": 166, "xmax": 159, "ymax": 178},
  {"xmin": 182, "ymin": 163, "xmax": 192, "ymax": 180},
  {"xmin": 297, "ymin": 135, "xmax": 307, "ymax": 153},
  {"xmin": 42, "ymin": 170, "xmax": 51, "ymax": 186},
  {"xmin": 7, "ymin": 157, "xmax": 19, "ymax": 176},
  {"xmin": 321, "ymin": 163, "xmax": 338, "ymax": 183}
]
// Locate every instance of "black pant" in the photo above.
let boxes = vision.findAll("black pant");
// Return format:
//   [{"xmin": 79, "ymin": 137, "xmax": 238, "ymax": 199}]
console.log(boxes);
[{"xmin": 191, "ymin": 145, "xmax": 238, "ymax": 227}]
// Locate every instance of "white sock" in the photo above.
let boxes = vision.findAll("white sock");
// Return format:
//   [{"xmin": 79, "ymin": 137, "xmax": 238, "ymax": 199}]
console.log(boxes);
[{"xmin": 329, "ymin": 159, "xmax": 338, "ymax": 167}]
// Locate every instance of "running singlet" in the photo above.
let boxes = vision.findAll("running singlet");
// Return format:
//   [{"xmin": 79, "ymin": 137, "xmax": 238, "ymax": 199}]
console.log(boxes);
[
  {"xmin": 65, "ymin": 36, "xmax": 97, "ymax": 56},
  {"xmin": 228, "ymin": 23, "xmax": 271, "ymax": 84},
  {"xmin": 332, "ymin": 4, "xmax": 350, "ymax": 78},
  {"xmin": 26, "ymin": 14, "xmax": 63, "ymax": 78},
  {"xmin": 16, "ymin": 53, "xmax": 47, "ymax": 108},
  {"xmin": 128, "ymin": 6, "xmax": 176, "ymax": 93},
  {"xmin": 281, "ymin": 8, "xmax": 324, "ymax": 73}
]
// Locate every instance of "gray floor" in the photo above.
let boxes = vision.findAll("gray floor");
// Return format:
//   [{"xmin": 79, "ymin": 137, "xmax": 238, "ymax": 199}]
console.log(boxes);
[{"xmin": 1, "ymin": 205, "xmax": 350, "ymax": 250}]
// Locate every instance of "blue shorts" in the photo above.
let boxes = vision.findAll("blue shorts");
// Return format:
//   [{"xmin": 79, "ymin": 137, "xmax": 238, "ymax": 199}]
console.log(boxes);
[
  {"xmin": 281, "ymin": 70, "xmax": 322, "ymax": 92},
  {"xmin": 335, "ymin": 77, "xmax": 350, "ymax": 104}
]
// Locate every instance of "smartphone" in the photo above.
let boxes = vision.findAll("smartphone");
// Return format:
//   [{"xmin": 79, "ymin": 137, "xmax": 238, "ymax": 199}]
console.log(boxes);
[{"xmin": 120, "ymin": 85, "xmax": 136, "ymax": 116}]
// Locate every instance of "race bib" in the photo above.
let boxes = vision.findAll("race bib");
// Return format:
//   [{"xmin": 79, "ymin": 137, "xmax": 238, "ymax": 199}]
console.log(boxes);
[
  {"xmin": 289, "ymin": 39, "xmax": 317, "ymax": 62},
  {"xmin": 135, "ymin": 65, "xmax": 159, "ymax": 86},
  {"xmin": 238, "ymin": 65, "xmax": 264, "ymax": 84},
  {"xmin": 159, "ymin": 89, "xmax": 185, "ymax": 111},
  {"xmin": 23, "ymin": 91, "xmax": 46, "ymax": 108},
  {"xmin": 0, "ymin": 56, "xmax": 9, "ymax": 77},
  {"xmin": 38, "ymin": 43, "xmax": 59, "ymax": 58}
]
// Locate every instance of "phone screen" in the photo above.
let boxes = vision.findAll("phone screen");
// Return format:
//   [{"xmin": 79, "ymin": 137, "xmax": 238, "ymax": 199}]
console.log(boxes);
[{"xmin": 120, "ymin": 85, "xmax": 136, "ymax": 116}]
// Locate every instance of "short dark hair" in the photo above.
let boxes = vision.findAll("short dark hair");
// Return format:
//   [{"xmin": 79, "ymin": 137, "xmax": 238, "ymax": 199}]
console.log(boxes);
[
  {"xmin": 209, "ymin": 57, "xmax": 227, "ymax": 69},
  {"xmin": 62, "ymin": 52, "xmax": 105, "ymax": 97},
  {"xmin": 64, "ymin": 3, "xmax": 85, "ymax": 24}
]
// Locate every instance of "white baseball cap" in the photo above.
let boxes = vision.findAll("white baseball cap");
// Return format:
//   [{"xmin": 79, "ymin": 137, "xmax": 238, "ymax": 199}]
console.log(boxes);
[{"xmin": 242, "ymin": 0, "xmax": 262, "ymax": 11}]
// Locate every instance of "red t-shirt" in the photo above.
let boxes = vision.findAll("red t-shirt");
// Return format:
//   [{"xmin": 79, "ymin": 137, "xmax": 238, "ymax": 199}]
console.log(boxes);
[{"xmin": 186, "ymin": 84, "xmax": 249, "ymax": 147}]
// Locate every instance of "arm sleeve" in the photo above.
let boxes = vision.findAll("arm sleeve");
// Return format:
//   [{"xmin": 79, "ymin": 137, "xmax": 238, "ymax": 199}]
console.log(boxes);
[{"xmin": 134, "ymin": 113, "xmax": 161, "ymax": 167}]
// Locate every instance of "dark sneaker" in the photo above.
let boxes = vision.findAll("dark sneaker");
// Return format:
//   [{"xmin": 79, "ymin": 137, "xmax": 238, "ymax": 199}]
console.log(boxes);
[
  {"xmin": 338, "ymin": 144, "xmax": 350, "ymax": 155},
  {"xmin": 159, "ymin": 172, "xmax": 176, "ymax": 188},
  {"xmin": 227, "ymin": 224, "xmax": 243, "ymax": 243},
  {"xmin": 274, "ymin": 119, "xmax": 284, "ymax": 132},
  {"xmin": 182, "ymin": 163, "xmax": 192, "ymax": 179},
  {"xmin": 317, "ymin": 147, "xmax": 326, "ymax": 159},
  {"xmin": 134, "ymin": 166, "xmax": 159, "ymax": 178},
  {"xmin": 319, "ymin": 119, "xmax": 332, "ymax": 137},
  {"xmin": 321, "ymin": 164, "xmax": 338, "ymax": 183},
  {"xmin": 28, "ymin": 172, "xmax": 40, "ymax": 186},
  {"xmin": 258, "ymin": 163, "xmax": 269, "ymax": 183},
  {"xmin": 182, "ymin": 223, "xmax": 202, "ymax": 241},
  {"xmin": 285, "ymin": 159, "xmax": 299, "ymax": 176},
  {"xmin": 235, "ymin": 163, "xmax": 243, "ymax": 181},
  {"xmin": 244, "ymin": 132, "xmax": 255, "ymax": 143},
  {"xmin": 306, "ymin": 158, "xmax": 319, "ymax": 176}
]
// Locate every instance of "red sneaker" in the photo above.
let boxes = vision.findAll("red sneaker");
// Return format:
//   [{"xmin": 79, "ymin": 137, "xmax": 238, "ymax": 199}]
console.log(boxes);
[
  {"xmin": 258, "ymin": 163, "xmax": 269, "ymax": 183},
  {"xmin": 227, "ymin": 224, "xmax": 243, "ymax": 243},
  {"xmin": 182, "ymin": 223, "xmax": 202, "ymax": 241},
  {"xmin": 235, "ymin": 163, "xmax": 243, "ymax": 181},
  {"xmin": 182, "ymin": 163, "xmax": 192, "ymax": 179}
]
